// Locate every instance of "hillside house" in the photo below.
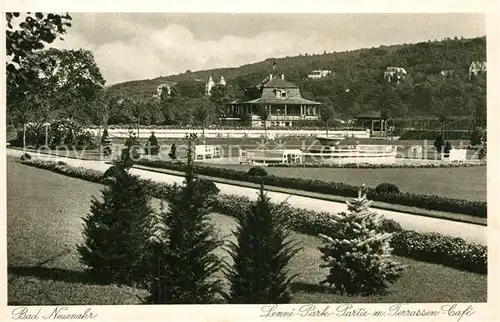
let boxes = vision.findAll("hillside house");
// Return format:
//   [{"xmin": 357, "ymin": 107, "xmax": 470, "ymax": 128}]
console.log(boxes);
[
  {"xmin": 469, "ymin": 61, "xmax": 486, "ymax": 80},
  {"xmin": 205, "ymin": 76, "xmax": 226, "ymax": 95},
  {"xmin": 384, "ymin": 67, "xmax": 407, "ymax": 83},
  {"xmin": 308, "ymin": 70, "xmax": 332, "ymax": 79},
  {"xmin": 222, "ymin": 74, "xmax": 322, "ymax": 127},
  {"xmin": 153, "ymin": 82, "xmax": 177, "ymax": 98}
]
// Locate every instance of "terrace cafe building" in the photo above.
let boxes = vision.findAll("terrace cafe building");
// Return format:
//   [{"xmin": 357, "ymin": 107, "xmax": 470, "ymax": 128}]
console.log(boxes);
[{"xmin": 222, "ymin": 74, "xmax": 322, "ymax": 127}]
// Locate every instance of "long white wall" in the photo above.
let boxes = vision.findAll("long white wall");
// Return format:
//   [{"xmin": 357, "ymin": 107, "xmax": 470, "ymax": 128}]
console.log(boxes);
[{"xmin": 88, "ymin": 128, "xmax": 371, "ymax": 139}]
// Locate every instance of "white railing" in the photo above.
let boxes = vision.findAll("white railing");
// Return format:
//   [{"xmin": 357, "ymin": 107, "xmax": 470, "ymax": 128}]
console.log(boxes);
[{"xmin": 88, "ymin": 128, "xmax": 371, "ymax": 139}]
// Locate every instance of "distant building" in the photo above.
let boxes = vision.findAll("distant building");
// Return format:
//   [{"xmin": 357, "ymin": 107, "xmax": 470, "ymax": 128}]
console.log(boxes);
[
  {"xmin": 222, "ymin": 73, "xmax": 321, "ymax": 128},
  {"xmin": 153, "ymin": 83, "xmax": 176, "ymax": 98},
  {"xmin": 469, "ymin": 61, "xmax": 486, "ymax": 80},
  {"xmin": 308, "ymin": 70, "xmax": 331, "ymax": 79},
  {"xmin": 384, "ymin": 67, "xmax": 407, "ymax": 83},
  {"xmin": 205, "ymin": 76, "xmax": 226, "ymax": 96},
  {"xmin": 440, "ymin": 69, "xmax": 455, "ymax": 77}
]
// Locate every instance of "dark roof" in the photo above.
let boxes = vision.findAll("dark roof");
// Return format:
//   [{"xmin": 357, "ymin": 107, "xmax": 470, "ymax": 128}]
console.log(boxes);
[
  {"xmin": 245, "ymin": 97, "xmax": 321, "ymax": 105},
  {"xmin": 355, "ymin": 111, "xmax": 382, "ymax": 119},
  {"xmin": 254, "ymin": 75, "xmax": 298, "ymax": 89}
]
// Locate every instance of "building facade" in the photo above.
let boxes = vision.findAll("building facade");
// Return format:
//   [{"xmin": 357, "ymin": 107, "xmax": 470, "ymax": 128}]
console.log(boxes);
[
  {"xmin": 468, "ymin": 61, "xmax": 486, "ymax": 80},
  {"xmin": 222, "ymin": 74, "xmax": 322, "ymax": 127},
  {"xmin": 384, "ymin": 67, "xmax": 407, "ymax": 83},
  {"xmin": 308, "ymin": 70, "xmax": 332, "ymax": 79},
  {"xmin": 205, "ymin": 76, "xmax": 226, "ymax": 96}
]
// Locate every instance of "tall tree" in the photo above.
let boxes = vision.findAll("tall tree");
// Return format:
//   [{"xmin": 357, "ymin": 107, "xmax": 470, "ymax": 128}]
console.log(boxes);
[
  {"xmin": 224, "ymin": 184, "xmax": 301, "ymax": 303},
  {"xmin": 6, "ymin": 12, "xmax": 72, "ymax": 102},
  {"xmin": 78, "ymin": 166, "xmax": 155, "ymax": 287},
  {"xmin": 147, "ymin": 134, "xmax": 224, "ymax": 304}
]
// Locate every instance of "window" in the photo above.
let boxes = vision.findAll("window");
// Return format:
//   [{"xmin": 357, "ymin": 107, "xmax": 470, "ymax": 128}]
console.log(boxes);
[{"xmin": 276, "ymin": 89, "xmax": 287, "ymax": 98}]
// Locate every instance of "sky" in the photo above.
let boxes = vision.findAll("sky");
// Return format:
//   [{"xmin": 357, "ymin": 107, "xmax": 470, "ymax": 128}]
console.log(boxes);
[{"xmin": 43, "ymin": 13, "xmax": 486, "ymax": 85}]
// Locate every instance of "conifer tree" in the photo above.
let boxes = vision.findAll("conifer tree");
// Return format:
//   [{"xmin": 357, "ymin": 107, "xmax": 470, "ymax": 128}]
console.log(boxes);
[
  {"xmin": 146, "ymin": 133, "xmax": 224, "ymax": 304},
  {"xmin": 318, "ymin": 186, "xmax": 405, "ymax": 295},
  {"xmin": 78, "ymin": 166, "xmax": 155, "ymax": 286},
  {"xmin": 224, "ymin": 184, "xmax": 301, "ymax": 304}
]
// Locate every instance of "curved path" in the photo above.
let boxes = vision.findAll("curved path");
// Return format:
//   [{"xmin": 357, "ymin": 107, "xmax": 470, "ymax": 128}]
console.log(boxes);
[{"xmin": 7, "ymin": 149, "xmax": 487, "ymax": 245}]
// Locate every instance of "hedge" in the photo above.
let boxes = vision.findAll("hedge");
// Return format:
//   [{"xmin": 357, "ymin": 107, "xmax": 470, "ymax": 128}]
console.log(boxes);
[
  {"xmin": 267, "ymin": 161, "xmax": 486, "ymax": 169},
  {"xmin": 20, "ymin": 158, "xmax": 487, "ymax": 274},
  {"xmin": 399, "ymin": 130, "xmax": 471, "ymax": 141},
  {"xmin": 134, "ymin": 159, "xmax": 487, "ymax": 218}
]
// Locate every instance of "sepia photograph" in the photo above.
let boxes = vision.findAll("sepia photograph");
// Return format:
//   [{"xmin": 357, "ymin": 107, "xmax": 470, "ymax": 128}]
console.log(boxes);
[{"xmin": 1, "ymin": 1, "xmax": 497, "ymax": 320}]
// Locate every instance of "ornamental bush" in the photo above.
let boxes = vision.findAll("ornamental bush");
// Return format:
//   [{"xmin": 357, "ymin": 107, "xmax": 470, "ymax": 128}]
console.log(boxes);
[
  {"xmin": 145, "ymin": 133, "xmax": 224, "ymax": 304},
  {"xmin": 77, "ymin": 165, "xmax": 156, "ymax": 287},
  {"xmin": 224, "ymin": 184, "xmax": 301, "ymax": 303},
  {"xmin": 247, "ymin": 166, "xmax": 268, "ymax": 177},
  {"xmin": 374, "ymin": 182, "xmax": 400, "ymax": 195},
  {"xmin": 20, "ymin": 153, "xmax": 31, "ymax": 161},
  {"xmin": 318, "ymin": 189, "xmax": 405, "ymax": 295}
]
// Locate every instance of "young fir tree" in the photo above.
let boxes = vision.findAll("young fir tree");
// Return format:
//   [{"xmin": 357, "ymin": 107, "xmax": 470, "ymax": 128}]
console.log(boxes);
[
  {"xmin": 318, "ymin": 186, "xmax": 405, "ymax": 295},
  {"xmin": 146, "ymin": 133, "xmax": 224, "ymax": 304},
  {"xmin": 224, "ymin": 184, "xmax": 301, "ymax": 304},
  {"xmin": 78, "ymin": 164, "xmax": 155, "ymax": 287}
]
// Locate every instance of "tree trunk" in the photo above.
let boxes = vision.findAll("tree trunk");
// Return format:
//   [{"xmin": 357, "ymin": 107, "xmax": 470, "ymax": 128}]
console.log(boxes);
[
  {"xmin": 23, "ymin": 123, "xmax": 26, "ymax": 150},
  {"xmin": 45, "ymin": 124, "xmax": 49, "ymax": 146}
]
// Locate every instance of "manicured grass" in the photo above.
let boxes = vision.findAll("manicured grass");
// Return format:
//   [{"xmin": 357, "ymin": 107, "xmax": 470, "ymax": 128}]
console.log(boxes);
[
  {"xmin": 202, "ymin": 163, "xmax": 486, "ymax": 202},
  {"xmin": 7, "ymin": 156, "xmax": 486, "ymax": 304}
]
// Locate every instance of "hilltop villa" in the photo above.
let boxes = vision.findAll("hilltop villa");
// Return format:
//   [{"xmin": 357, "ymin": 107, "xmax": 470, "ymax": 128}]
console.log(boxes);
[
  {"xmin": 205, "ymin": 76, "xmax": 226, "ymax": 96},
  {"xmin": 222, "ymin": 73, "xmax": 322, "ymax": 127}
]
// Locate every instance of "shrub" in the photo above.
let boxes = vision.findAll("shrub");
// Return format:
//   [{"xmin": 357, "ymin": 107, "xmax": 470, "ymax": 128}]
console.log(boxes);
[
  {"xmin": 224, "ymin": 184, "xmax": 301, "ymax": 304},
  {"xmin": 478, "ymin": 142, "xmax": 486, "ymax": 160},
  {"xmin": 433, "ymin": 134, "xmax": 445, "ymax": 152},
  {"xmin": 267, "ymin": 162, "xmax": 486, "ymax": 169},
  {"xmin": 470, "ymin": 127, "xmax": 486, "ymax": 146},
  {"xmin": 391, "ymin": 230, "xmax": 487, "ymax": 274},
  {"xmin": 146, "ymin": 133, "xmax": 224, "ymax": 304},
  {"xmin": 380, "ymin": 218, "xmax": 403, "ymax": 233},
  {"xmin": 375, "ymin": 182, "xmax": 400, "ymax": 195},
  {"xmin": 247, "ymin": 166, "xmax": 268, "ymax": 177},
  {"xmin": 144, "ymin": 132, "xmax": 160, "ymax": 155},
  {"xmin": 100, "ymin": 129, "xmax": 113, "ymax": 156},
  {"xmin": 20, "ymin": 153, "xmax": 31, "ymax": 161},
  {"xmin": 103, "ymin": 164, "xmax": 127, "ymax": 180},
  {"xmin": 318, "ymin": 189, "xmax": 405, "ymax": 295},
  {"xmin": 77, "ymin": 166, "xmax": 156, "ymax": 286}
]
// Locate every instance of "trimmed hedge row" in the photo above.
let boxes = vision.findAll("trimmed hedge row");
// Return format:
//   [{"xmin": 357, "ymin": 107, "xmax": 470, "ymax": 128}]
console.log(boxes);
[
  {"xmin": 20, "ymin": 158, "xmax": 487, "ymax": 274},
  {"xmin": 267, "ymin": 161, "xmax": 486, "ymax": 169},
  {"xmin": 134, "ymin": 159, "xmax": 487, "ymax": 218}
]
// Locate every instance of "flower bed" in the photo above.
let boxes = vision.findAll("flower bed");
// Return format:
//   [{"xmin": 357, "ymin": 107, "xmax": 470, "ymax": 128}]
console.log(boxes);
[
  {"xmin": 134, "ymin": 159, "xmax": 487, "ymax": 218},
  {"xmin": 267, "ymin": 161, "xmax": 486, "ymax": 169},
  {"xmin": 20, "ymin": 158, "xmax": 487, "ymax": 274}
]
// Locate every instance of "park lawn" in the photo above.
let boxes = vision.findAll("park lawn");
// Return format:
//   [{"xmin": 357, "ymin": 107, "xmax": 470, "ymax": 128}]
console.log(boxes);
[
  {"xmin": 202, "ymin": 163, "xmax": 486, "ymax": 202},
  {"xmin": 7, "ymin": 157, "xmax": 487, "ymax": 304}
]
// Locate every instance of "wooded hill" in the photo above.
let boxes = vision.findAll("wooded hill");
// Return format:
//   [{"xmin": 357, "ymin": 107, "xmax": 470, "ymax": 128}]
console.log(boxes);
[{"xmin": 108, "ymin": 36, "xmax": 486, "ymax": 127}]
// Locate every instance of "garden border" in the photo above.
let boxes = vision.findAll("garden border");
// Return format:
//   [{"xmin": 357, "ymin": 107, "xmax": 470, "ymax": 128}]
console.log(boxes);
[
  {"xmin": 18, "ymin": 158, "xmax": 487, "ymax": 275},
  {"xmin": 134, "ymin": 159, "xmax": 487, "ymax": 218}
]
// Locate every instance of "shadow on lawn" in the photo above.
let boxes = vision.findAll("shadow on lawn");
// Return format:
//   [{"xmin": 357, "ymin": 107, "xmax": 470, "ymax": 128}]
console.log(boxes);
[
  {"xmin": 8, "ymin": 265, "xmax": 100, "ymax": 286},
  {"xmin": 291, "ymin": 281, "xmax": 333, "ymax": 294}
]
